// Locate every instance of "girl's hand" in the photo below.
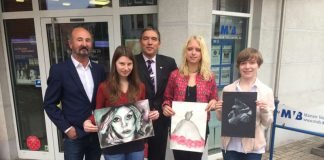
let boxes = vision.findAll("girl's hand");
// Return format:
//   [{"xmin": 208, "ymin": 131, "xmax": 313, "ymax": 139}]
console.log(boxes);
[
  {"xmin": 83, "ymin": 119, "xmax": 98, "ymax": 132},
  {"xmin": 215, "ymin": 100, "xmax": 223, "ymax": 111},
  {"xmin": 256, "ymin": 100, "xmax": 269, "ymax": 112},
  {"xmin": 162, "ymin": 105, "xmax": 175, "ymax": 117},
  {"xmin": 148, "ymin": 110, "xmax": 160, "ymax": 120},
  {"xmin": 206, "ymin": 99, "xmax": 217, "ymax": 111}
]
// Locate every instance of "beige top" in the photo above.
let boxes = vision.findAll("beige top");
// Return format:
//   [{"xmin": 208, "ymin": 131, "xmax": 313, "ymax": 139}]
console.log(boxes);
[{"xmin": 216, "ymin": 79, "xmax": 275, "ymax": 153}]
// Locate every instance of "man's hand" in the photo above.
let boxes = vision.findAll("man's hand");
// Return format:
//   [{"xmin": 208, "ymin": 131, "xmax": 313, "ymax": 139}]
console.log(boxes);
[{"xmin": 66, "ymin": 126, "xmax": 78, "ymax": 139}]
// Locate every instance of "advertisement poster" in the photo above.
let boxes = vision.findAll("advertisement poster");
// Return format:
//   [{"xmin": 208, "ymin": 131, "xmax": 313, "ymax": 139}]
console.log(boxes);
[
  {"xmin": 211, "ymin": 66, "xmax": 220, "ymax": 85},
  {"xmin": 220, "ymin": 67, "xmax": 231, "ymax": 86},
  {"xmin": 94, "ymin": 99, "xmax": 154, "ymax": 148},
  {"xmin": 222, "ymin": 45, "xmax": 232, "ymax": 64},
  {"xmin": 11, "ymin": 39, "xmax": 40, "ymax": 85},
  {"xmin": 211, "ymin": 39, "xmax": 234, "ymax": 88},
  {"xmin": 221, "ymin": 92, "xmax": 257, "ymax": 138},
  {"xmin": 170, "ymin": 101, "xmax": 207, "ymax": 153},
  {"xmin": 211, "ymin": 45, "xmax": 221, "ymax": 65},
  {"xmin": 276, "ymin": 104, "xmax": 324, "ymax": 135}
]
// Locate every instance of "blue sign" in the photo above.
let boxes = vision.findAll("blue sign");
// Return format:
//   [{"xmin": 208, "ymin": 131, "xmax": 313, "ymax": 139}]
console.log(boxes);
[
  {"xmin": 220, "ymin": 25, "xmax": 237, "ymax": 35},
  {"xmin": 35, "ymin": 79, "xmax": 41, "ymax": 88}
]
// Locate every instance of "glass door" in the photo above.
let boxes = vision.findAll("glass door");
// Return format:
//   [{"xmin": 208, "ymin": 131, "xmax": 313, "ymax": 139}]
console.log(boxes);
[{"xmin": 40, "ymin": 16, "xmax": 114, "ymax": 159}]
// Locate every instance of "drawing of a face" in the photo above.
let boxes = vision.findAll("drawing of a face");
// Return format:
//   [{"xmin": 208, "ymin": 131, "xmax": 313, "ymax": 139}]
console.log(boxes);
[{"xmin": 111, "ymin": 106, "xmax": 136, "ymax": 139}]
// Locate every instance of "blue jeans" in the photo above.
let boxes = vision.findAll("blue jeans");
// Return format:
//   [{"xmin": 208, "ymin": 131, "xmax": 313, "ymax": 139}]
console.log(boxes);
[
  {"xmin": 222, "ymin": 150, "xmax": 262, "ymax": 160},
  {"xmin": 64, "ymin": 133, "xmax": 101, "ymax": 160},
  {"xmin": 103, "ymin": 150, "xmax": 144, "ymax": 160}
]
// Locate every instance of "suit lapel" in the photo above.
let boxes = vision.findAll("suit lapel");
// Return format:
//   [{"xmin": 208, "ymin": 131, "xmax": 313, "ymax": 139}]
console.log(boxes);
[
  {"xmin": 90, "ymin": 62, "xmax": 99, "ymax": 102},
  {"xmin": 67, "ymin": 59, "xmax": 90, "ymax": 102},
  {"xmin": 155, "ymin": 55, "xmax": 163, "ymax": 93}
]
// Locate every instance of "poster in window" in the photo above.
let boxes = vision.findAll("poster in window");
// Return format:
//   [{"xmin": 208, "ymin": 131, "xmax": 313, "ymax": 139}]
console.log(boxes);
[
  {"xmin": 12, "ymin": 39, "xmax": 40, "ymax": 85},
  {"xmin": 211, "ymin": 66, "xmax": 220, "ymax": 85},
  {"xmin": 211, "ymin": 45, "xmax": 221, "ymax": 65},
  {"xmin": 220, "ymin": 67, "xmax": 231, "ymax": 85},
  {"xmin": 94, "ymin": 99, "xmax": 154, "ymax": 148},
  {"xmin": 125, "ymin": 39, "xmax": 141, "ymax": 55},
  {"xmin": 222, "ymin": 45, "xmax": 232, "ymax": 64},
  {"xmin": 170, "ymin": 101, "xmax": 207, "ymax": 153},
  {"xmin": 221, "ymin": 92, "xmax": 257, "ymax": 138}
]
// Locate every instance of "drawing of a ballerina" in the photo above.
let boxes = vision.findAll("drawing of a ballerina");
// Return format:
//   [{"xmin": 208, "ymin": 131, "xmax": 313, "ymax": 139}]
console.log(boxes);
[{"xmin": 170, "ymin": 111, "xmax": 205, "ymax": 152}]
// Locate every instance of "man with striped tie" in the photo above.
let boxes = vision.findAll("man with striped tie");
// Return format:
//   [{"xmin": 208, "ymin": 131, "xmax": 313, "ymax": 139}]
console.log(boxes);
[{"xmin": 135, "ymin": 27, "xmax": 177, "ymax": 160}]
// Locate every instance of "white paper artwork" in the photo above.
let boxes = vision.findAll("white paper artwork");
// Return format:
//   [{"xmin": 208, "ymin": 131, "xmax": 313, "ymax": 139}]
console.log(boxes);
[{"xmin": 170, "ymin": 101, "xmax": 208, "ymax": 152}]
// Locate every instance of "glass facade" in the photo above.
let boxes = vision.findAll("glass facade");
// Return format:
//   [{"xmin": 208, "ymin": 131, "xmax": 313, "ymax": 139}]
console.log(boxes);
[
  {"xmin": 39, "ymin": 0, "xmax": 112, "ymax": 10},
  {"xmin": 120, "ymin": 14, "xmax": 157, "ymax": 55},
  {"xmin": 210, "ymin": 0, "xmax": 251, "ymax": 154},
  {"xmin": 1, "ymin": 0, "xmax": 33, "ymax": 12},
  {"xmin": 4, "ymin": 19, "xmax": 47, "ymax": 151},
  {"xmin": 120, "ymin": 0, "xmax": 157, "ymax": 7},
  {"xmin": 213, "ymin": 0, "xmax": 250, "ymax": 13},
  {"xmin": 211, "ymin": 15, "xmax": 249, "ymax": 86}
]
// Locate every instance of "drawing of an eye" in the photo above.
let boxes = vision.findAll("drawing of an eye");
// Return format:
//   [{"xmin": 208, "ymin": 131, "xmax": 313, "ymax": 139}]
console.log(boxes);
[
  {"xmin": 126, "ymin": 113, "xmax": 133, "ymax": 120},
  {"xmin": 113, "ymin": 117, "xmax": 121, "ymax": 123}
]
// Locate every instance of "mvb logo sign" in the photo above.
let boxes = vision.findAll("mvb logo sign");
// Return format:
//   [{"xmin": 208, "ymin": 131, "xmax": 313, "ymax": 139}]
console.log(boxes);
[
  {"xmin": 220, "ymin": 25, "xmax": 237, "ymax": 35},
  {"xmin": 279, "ymin": 105, "xmax": 303, "ymax": 120}
]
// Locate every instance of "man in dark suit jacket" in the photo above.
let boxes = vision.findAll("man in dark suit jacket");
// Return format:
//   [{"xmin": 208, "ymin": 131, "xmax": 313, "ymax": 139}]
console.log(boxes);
[
  {"xmin": 135, "ymin": 27, "xmax": 177, "ymax": 160},
  {"xmin": 43, "ymin": 27, "xmax": 106, "ymax": 160}
]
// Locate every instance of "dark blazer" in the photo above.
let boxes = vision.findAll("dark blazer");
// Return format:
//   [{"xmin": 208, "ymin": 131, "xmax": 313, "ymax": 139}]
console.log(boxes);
[
  {"xmin": 135, "ymin": 53, "xmax": 177, "ymax": 122},
  {"xmin": 43, "ymin": 58, "xmax": 106, "ymax": 138}
]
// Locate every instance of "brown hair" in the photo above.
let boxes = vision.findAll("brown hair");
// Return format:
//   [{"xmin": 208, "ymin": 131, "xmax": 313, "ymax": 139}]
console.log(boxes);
[
  {"xmin": 236, "ymin": 48, "xmax": 263, "ymax": 69},
  {"xmin": 108, "ymin": 46, "xmax": 141, "ymax": 104}
]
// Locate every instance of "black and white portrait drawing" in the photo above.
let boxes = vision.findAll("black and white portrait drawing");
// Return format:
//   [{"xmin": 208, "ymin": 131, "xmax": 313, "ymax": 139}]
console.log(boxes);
[
  {"xmin": 170, "ymin": 101, "xmax": 207, "ymax": 153},
  {"xmin": 222, "ymin": 92, "xmax": 257, "ymax": 138},
  {"xmin": 94, "ymin": 99, "xmax": 154, "ymax": 148}
]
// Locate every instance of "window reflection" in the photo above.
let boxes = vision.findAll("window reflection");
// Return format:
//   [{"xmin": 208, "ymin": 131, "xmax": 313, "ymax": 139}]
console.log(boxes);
[
  {"xmin": 213, "ymin": 0, "xmax": 250, "ymax": 13},
  {"xmin": 1, "ymin": 0, "xmax": 32, "ymax": 12},
  {"xmin": 39, "ymin": 0, "xmax": 112, "ymax": 10},
  {"xmin": 120, "ymin": 0, "xmax": 157, "ymax": 7},
  {"xmin": 120, "ymin": 14, "xmax": 157, "ymax": 55},
  {"xmin": 4, "ymin": 19, "xmax": 47, "ymax": 151}
]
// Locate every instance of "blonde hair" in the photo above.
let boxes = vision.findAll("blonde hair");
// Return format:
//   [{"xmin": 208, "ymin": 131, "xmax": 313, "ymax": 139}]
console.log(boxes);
[{"xmin": 179, "ymin": 35, "xmax": 212, "ymax": 80}]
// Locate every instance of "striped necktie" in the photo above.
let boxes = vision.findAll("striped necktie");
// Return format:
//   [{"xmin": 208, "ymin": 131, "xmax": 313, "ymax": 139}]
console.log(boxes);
[{"xmin": 146, "ymin": 60, "xmax": 155, "ymax": 88}]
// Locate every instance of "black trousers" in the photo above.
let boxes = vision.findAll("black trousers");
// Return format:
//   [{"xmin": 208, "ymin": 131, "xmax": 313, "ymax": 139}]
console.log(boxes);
[{"xmin": 148, "ymin": 118, "xmax": 169, "ymax": 160}]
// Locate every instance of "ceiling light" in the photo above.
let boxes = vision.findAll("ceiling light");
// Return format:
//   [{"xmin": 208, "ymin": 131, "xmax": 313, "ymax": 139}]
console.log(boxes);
[
  {"xmin": 62, "ymin": 2, "xmax": 71, "ymax": 6},
  {"xmin": 89, "ymin": 0, "xmax": 110, "ymax": 5},
  {"xmin": 16, "ymin": 0, "xmax": 24, "ymax": 2}
]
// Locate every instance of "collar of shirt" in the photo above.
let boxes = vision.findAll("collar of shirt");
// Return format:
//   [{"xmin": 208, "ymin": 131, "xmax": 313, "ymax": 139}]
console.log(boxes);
[
  {"xmin": 235, "ymin": 78, "xmax": 259, "ymax": 92},
  {"xmin": 142, "ymin": 54, "xmax": 156, "ymax": 63},
  {"xmin": 71, "ymin": 55, "xmax": 92, "ymax": 70}
]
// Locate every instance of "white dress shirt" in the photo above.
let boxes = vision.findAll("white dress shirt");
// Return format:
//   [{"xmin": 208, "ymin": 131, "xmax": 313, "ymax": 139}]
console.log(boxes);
[{"xmin": 71, "ymin": 56, "xmax": 94, "ymax": 102}]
